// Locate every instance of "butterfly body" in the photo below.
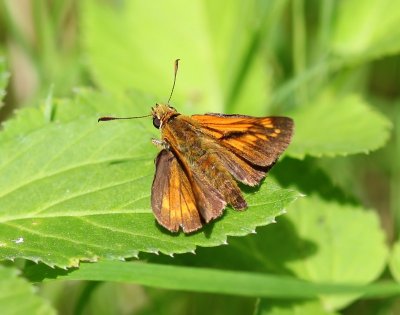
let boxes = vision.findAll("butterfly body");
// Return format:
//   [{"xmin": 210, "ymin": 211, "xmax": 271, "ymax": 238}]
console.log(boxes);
[{"xmin": 151, "ymin": 103, "xmax": 293, "ymax": 233}]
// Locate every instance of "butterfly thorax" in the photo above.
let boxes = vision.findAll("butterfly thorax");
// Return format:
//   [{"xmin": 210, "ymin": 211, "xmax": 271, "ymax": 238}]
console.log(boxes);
[{"xmin": 161, "ymin": 115, "xmax": 207, "ymax": 157}]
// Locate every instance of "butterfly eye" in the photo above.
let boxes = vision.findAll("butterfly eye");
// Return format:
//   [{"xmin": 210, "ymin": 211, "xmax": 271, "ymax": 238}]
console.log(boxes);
[{"xmin": 153, "ymin": 117, "xmax": 161, "ymax": 129}]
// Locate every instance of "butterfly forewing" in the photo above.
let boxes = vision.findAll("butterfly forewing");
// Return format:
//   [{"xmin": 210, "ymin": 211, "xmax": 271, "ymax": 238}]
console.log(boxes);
[
  {"xmin": 192, "ymin": 114, "xmax": 294, "ymax": 167},
  {"xmin": 152, "ymin": 150, "xmax": 202, "ymax": 233}
]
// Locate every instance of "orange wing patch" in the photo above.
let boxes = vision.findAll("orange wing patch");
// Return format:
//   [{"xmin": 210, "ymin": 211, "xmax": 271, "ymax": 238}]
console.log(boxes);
[
  {"xmin": 192, "ymin": 114, "xmax": 294, "ymax": 167},
  {"xmin": 192, "ymin": 115, "xmax": 272, "ymax": 137}
]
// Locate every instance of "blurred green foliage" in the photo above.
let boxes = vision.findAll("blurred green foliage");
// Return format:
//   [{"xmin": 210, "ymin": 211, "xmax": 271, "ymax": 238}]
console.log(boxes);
[{"xmin": 0, "ymin": 0, "xmax": 400, "ymax": 314}]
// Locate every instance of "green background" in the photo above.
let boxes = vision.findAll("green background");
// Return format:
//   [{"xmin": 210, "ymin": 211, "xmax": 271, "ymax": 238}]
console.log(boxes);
[{"xmin": 0, "ymin": 1, "xmax": 399, "ymax": 314}]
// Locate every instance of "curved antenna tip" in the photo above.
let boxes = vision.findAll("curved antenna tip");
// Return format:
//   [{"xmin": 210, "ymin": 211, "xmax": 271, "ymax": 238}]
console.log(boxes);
[
  {"xmin": 98, "ymin": 117, "xmax": 113, "ymax": 122},
  {"xmin": 168, "ymin": 59, "xmax": 181, "ymax": 104}
]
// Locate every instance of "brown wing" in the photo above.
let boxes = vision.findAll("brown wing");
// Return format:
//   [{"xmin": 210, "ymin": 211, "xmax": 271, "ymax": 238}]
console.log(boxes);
[
  {"xmin": 151, "ymin": 149, "xmax": 227, "ymax": 233},
  {"xmin": 191, "ymin": 114, "xmax": 294, "ymax": 168},
  {"xmin": 151, "ymin": 150, "xmax": 201, "ymax": 233},
  {"xmin": 189, "ymin": 171, "xmax": 227, "ymax": 223}
]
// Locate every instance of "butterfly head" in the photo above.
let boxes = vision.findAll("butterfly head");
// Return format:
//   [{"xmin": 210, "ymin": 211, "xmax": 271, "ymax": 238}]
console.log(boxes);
[{"xmin": 151, "ymin": 103, "xmax": 178, "ymax": 129}]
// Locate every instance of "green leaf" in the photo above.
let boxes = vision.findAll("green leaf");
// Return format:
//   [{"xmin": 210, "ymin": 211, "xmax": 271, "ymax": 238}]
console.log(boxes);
[
  {"xmin": 0, "ymin": 57, "xmax": 10, "ymax": 108},
  {"xmin": 389, "ymin": 241, "xmax": 400, "ymax": 282},
  {"xmin": 331, "ymin": 0, "xmax": 400, "ymax": 61},
  {"xmin": 240, "ymin": 158, "xmax": 389, "ymax": 310},
  {"xmin": 287, "ymin": 91, "xmax": 392, "ymax": 158},
  {"xmin": 262, "ymin": 196, "xmax": 388, "ymax": 310},
  {"xmin": 0, "ymin": 265, "xmax": 56, "ymax": 315},
  {"xmin": 255, "ymin": 299, "xmax": 339, "ymax": 315},
  {"xmin": 80, "ymin": 0, "xmax": 275, "ymax": 114},
  {"xmin": 163, "ymin": 195, "xmax": 388, "ymax": 310},
  {"xmin": 0, "ymin": 91, "xmax": 299, "ymax": 268},
  {"xmin": 51, "ymin": 260, "xmax": 400, "ymax": 298}
]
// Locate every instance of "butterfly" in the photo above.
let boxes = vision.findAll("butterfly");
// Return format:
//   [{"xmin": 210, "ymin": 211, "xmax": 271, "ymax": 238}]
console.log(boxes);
[{"xmin": 99, "ymin": 60, "xmax": 294, "ymax": 233}]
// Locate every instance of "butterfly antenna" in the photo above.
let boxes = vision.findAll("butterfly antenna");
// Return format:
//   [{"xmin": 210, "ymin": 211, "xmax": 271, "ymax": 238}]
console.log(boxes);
[
  {"xmin": 167, "ymin": 59, "xmax": 180, "ymax": 104},
  {"xmin": 98, "ymin": 114, "xmax": 152, "ymax": 122}
]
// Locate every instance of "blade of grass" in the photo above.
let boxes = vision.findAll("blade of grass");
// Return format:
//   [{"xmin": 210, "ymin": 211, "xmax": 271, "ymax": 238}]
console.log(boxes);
[
  {"xmin": 54, "ymin": 261, "xmax": 400, "ymax": 299},
  {"xmin": 292, "ymin": 0, "xmax": 308, "ymax": 105},
  {"xmin": 225, "ymin": 0, "xmax": 288, "ymax": 112}
]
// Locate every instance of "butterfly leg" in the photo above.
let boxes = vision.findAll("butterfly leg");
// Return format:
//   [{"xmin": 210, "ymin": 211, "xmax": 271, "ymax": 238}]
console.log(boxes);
[{"xmin": 152, "ymin": 138, "xmax": 170, "ymax": 150}]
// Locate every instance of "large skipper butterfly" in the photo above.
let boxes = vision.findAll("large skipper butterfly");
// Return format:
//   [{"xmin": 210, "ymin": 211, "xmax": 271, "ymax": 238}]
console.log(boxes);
[{"xmin": 99, "ymin": 60, "xmax": 294, "ymax": 233}]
